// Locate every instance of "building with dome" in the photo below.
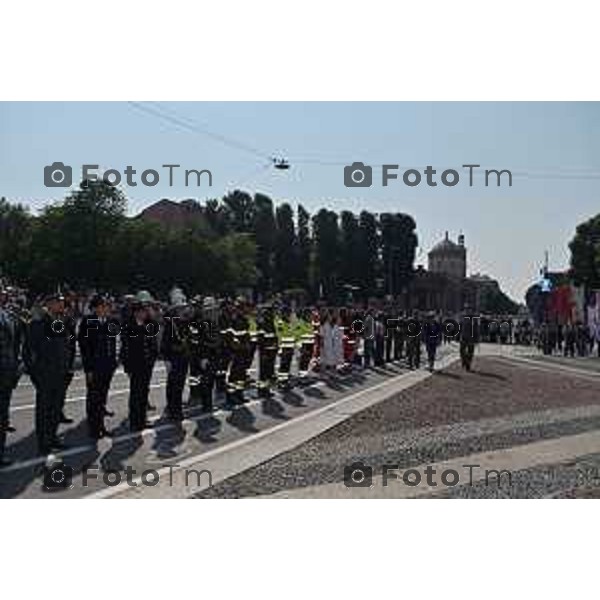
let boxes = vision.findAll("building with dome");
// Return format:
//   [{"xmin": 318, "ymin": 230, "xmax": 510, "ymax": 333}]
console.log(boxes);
[
  {"xmin": 400, "ymin": 232, "xmax": 515, "ymax": 314},
  {"xmin": 428, "ymin": 231, "xmax": 466, "ymax": 279},
  {"xmin": 401, "ymin": 232, "xmax": 471, "ymax": 313}
]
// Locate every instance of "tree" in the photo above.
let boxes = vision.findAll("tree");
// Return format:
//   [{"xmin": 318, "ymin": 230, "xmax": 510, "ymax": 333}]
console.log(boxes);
[
  {"xmin": 569, "ymin": 214, "xmax": 600, "ymax": 288},
  {"xmin": 480, "ymin": 286, "xmax": 519, "ymax": 314},
  {"xmin": 274, "ymin": 203, "xmax": 297, "ymax": 291},
  {"xmin": 312, "ymin": 208, "xmax": 340, "ymax": 300},
  {"xmin": 339, "ymin": 211, "xmax": 360, "ymax": 286},
  {"xmin": 252, "ymin": 193, "xmax": 276, "ymax": 295},
  {"xmin": 380, "ymin": 212, "xmax": 418, "ymax": 296},
  {"xmin": 203, "ymin": 198, "xmax": 230, "ymax": 236},
  {"xmin": 0, "ymin": 197, "xmax": 32, "ymax": 283},
  {"xmin": 27, "ymin": 179, "xmax": 128, "ymax": 290},
  {"xmin": 216, "ymin": 233, "xmax": 258, "ymax": 292},
  {"xmin": 296, "ymin": 204, "xmax": 311, "ymax": 291},
  {"xmin": 222, "ymin": 190, "xmax": 255, "ymax": 234},
  {"xmin": 356, "ymin": 210, "xmax": 380, "ymax": 297}
]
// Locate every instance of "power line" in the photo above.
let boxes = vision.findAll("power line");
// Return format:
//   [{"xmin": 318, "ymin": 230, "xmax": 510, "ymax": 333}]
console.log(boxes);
[
  {"xmin": 128, "ymin": 102, "xmax": 600, "ymax": 182},
  {"xmin": 128, "ymin": 101, "xmax": 271, "ymax": 161}
]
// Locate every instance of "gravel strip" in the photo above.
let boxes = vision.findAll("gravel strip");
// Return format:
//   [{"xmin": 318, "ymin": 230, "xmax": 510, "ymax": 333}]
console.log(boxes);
[{"xmin": 196, "ymin": 357, "xmax": 600, "ymax": 498}]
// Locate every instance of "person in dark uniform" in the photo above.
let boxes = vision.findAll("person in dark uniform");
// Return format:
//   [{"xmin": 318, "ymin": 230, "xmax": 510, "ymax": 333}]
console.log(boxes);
[
  {"xmin": 231, "ymin": 297, "xmax": 250, "ymax": 331},
  {"xmin": 459, "ymin": 311, "xmax": 480, "ymax": 371},
  {"xmin": 0, "ymin": 288, "xmax": 24, "ymax": 466},
  {"xmin": 120, "ymin": 300, "xmax": 159, "ymax": 432},
  {"xmin": 424, "ymin": 313, "xmax": 441, "ymax": 372},
  {"xmin": 161, "ymin": 299, "xmax": 192, "ymax": 421},
  {"xmin": 383, "ymin": 308, "xmax": 394, "ymax": 363},
  {"xmin": 78, "ymin": 295, "xmax": 118, "ymax": 439},
  {"xmin": 256, "ymin": 303, "xmax": 279, "ymax": 396},
  {"xmin": 194, "ymin": 296, "xmax": 221, "ymax": 412},
  {"xmin": 374, "ymin": 312, "xmax": 385, "ymax": 367},
  {"xmin": 362, "ymin": 309, "xmax": 375, "ymax": 368},
  {"xmin": 393, "ymin": 311, "xmax": 405, "ymax": 361},
  {"xmin": 405, "ymin": 311, "xmax": 422, "ymax": 370},
  {"xmin": 24, "ymin": 293, "xmax": 71, "ymax": 454},
  {"xmin": 564, "ymin": 322, "xmax": 576, "ymax": 357}
]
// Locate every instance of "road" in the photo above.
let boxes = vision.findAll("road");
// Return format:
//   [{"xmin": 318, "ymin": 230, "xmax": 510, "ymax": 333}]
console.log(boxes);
[
  {"xmin": 5, "ymin": 343, "xmax": 600, "ymax": 499},
  {"xmin": 0, "ymin": 345, "xmax": 455, "ymax": 498}
]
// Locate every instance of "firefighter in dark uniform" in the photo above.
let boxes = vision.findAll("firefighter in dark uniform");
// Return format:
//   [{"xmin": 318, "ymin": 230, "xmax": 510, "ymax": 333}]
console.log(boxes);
[
  {"xmin": 78, "ymin": 294, "xmax": 118, "ymax": 439},
  {"xmin": 120, "ymin": 298, "xmax": 159, "ymax": 432},
  {"xmin": 24, "ymin": 293, "xmax": 72, "ymax": 454},
  {"xmin": 0, "ymin": 288, "xmax": 24, "ymax": 466},
  {"xmin": 193, "ymin": 296, "xmax": 221, "ymax": 413},
  {"xmin": 161, "ymin": 296, "xmax": 192, "ymax": 421},
  {"xmin": 256, "ymin": 303, "xmax": 279, "ymax": 396}
]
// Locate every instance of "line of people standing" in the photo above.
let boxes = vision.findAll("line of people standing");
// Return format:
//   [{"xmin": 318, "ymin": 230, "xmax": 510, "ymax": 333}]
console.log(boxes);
[
  {"xmin": 0, "ymin": 287, "xmax": 249, "ymax": 466},
  {"xmin": 0, "ymin": 291, "xmax": 164, "ymax": 465}
]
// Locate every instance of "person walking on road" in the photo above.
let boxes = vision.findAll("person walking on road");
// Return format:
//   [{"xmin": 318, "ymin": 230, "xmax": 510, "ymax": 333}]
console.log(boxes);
[
  {"xmin": 424, "ymin": 313, "xmax": 441, "ymax": 372},
  {"xmin": 459, "ymin": 312, "xmax": 479, "ymax": 372},
  {"xmin": 406, "ymin": 312, "xmax": 422, "ymax": 370}
]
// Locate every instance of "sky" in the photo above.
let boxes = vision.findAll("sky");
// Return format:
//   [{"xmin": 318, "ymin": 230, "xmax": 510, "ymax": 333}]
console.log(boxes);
[{"xmin": 1, "ymin": 101, "xmax": 599, "ymax": 301}]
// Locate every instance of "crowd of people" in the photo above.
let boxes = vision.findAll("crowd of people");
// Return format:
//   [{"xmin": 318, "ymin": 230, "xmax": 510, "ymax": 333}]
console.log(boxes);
[
  {"xmin": 0, "ymin": 285, "xmax": 481, "ymax": 467},
  {"xmin": 2, "ymin": 280, "xmax": 595, "ymax": 468}
]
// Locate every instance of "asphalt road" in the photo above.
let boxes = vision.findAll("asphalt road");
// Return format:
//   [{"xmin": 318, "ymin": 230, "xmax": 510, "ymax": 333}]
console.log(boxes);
[{"xmin": 0, "ymin": 346, "xmax": 455, "ymax": 498}]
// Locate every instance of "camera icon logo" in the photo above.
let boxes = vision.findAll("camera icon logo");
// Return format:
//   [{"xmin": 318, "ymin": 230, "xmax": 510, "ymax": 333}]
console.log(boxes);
[
  {"xmin": 344, "ymin": 461, "xmax": 373, "ymax": 488},
  {"xmin": 43, "ymin": 462, "xmax": 73, "ymax": 491},
  {"xmin": 44, "ymin": 161, "xmax": 72, "ymax": 187},
  {"xmin": 344, "ymin": 162, "xmax": 372, "ymax": 188}
]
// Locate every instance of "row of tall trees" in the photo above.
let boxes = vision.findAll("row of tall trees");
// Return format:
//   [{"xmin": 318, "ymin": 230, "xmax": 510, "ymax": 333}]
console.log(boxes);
[
  {"xmin": 200, "ymin": 190, "xmax": 418, "ymax": 300},
  {"xmin": 0, "ymin": 183, "xmax": 419, "ymax": 300}
]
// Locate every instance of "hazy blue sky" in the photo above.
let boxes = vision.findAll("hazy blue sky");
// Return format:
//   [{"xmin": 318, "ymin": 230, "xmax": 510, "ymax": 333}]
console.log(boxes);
[{"xmin": 1, "ymin": 101, "xmax": 599, "ymax": 301}]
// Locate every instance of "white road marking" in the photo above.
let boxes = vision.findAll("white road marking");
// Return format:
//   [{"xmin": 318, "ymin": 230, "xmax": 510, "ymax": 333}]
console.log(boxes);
[
  {"xmin": 0, "ymin": 380, "xmax": 329, "ymax": 474},
  {"xmin": 87, "ymin": 357, "xmax": 457, "ymax": 499},
  {"xmin": 498, "ymin": 354, "xmax": 600, "ymax": 381},
  {"xmin": 15, "ymin": 365, "xmax": 167, "ymax": 389},
  {"xmin": 9, "ymin": 381, "xmax": 168, "ymax": 413}
]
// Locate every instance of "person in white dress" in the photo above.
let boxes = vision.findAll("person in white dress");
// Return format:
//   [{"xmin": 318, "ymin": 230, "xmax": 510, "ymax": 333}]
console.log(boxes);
[
  {"xmin": 320, "ymin": 311, "xmax": 335, "ymax": 372},
  {"xmin": 332, "ymin": 314, "xmax": 345, "ymax": 370}
]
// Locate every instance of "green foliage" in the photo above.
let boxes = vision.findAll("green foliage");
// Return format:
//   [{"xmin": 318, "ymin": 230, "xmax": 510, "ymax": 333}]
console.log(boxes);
[
  {"xmin": 380, "ymin": 212, "xmax": 418, "ymax": 295},
  {"xmin": 0, "ymin": 197, "xmax": 32, "ymax": 282},
  {"xmin": 274, "ymin": 203, "xmax": 296, "ymax": 290},
  {"xmin": 0, "ymin": 185, "xmax": 420, "ymax": 300},
  {"xmin": 252, "ymin": 193, "xmax": 276, "ymax": 293},
  {"xmin": 569, "ymin": 214, "xmax": 600, "ymax": 288},
  {"xmin": 480, "ymin": 286, "xmax": 519, "ymax": 314},
  {"xmin": 312, "ymin": 208, "xmax": 340, "ymax": 300}
]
